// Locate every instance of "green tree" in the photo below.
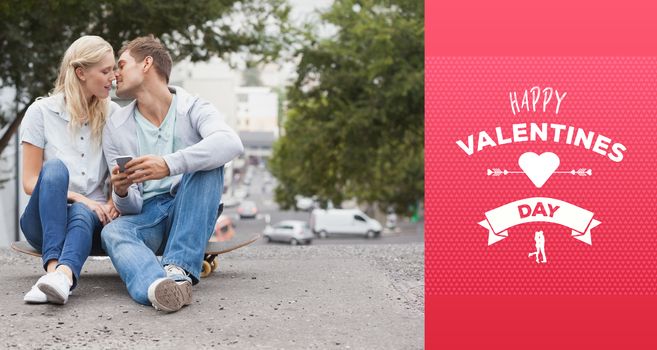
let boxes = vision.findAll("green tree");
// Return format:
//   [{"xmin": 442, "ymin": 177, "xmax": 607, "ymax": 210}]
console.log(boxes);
[
  {"xmin": 269, "ymin": 0, "xmax": 423, "ymax": 215},
  {"xmin": 0, "ymin": 0, "xmax": 292, "ymax": 153}
]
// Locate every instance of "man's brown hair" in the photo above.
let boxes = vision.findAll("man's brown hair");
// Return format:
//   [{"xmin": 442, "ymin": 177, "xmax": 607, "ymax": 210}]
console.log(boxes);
[{"xmin": 119, "ymin": 35, "xmax": 172, "ymax": 83}]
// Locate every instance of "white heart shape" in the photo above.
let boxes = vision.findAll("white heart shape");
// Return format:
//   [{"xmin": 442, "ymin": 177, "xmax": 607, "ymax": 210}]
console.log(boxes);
[{"xmin": 518, "ymin": 152, "xmax": 560, "ymax": 188}]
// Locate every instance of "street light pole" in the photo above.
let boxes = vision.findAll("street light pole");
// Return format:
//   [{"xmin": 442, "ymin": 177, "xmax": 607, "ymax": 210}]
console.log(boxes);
[{"xmin": 14, "ymin": 129, "xmax": 19, "ymax": 242}]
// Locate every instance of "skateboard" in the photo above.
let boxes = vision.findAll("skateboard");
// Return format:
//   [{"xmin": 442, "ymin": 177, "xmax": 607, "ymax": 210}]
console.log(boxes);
[{"xmin": 11, "ymin": 233, "xmax": 260, "ymax": 278}]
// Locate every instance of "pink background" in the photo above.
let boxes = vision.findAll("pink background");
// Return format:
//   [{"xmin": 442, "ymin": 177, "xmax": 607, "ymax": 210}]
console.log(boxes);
[
  {"xmin": 426, "ymin": 57, "xmax": 657, "ymax": 295},
  {"xmin": 425, "ymin": 1, "xmax": 657, "ymax": 346}
]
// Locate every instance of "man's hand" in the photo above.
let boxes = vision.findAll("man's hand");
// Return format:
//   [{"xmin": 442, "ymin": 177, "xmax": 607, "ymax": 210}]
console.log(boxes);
[
  {"xmin": 125, "ymin": 155, "xmax": 170, "ymax": 184},
  {"xmin": 111, "ymin": 165, "xmax": 133, "ymax": 197}
]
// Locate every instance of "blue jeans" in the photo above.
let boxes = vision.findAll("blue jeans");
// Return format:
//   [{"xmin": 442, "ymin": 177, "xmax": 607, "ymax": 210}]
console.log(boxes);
[
  {"xmin": 101, "ymin": 167, "xmax": 223, "ymax": 305},
  {"xmin": 20, "ymin": 159, "xmax": 103, "ymax": 289}
]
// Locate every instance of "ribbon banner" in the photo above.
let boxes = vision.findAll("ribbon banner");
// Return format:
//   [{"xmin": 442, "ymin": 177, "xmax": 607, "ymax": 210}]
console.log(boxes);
[{"xmin": 479, "ymin": 197, "xmax": 601, "ymax": 246}]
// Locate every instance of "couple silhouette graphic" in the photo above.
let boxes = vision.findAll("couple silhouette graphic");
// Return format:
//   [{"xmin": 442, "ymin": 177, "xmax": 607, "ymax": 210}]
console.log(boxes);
[{"xmin": 528, "ymin": 230, "xmax": 547, "ymax": 263}]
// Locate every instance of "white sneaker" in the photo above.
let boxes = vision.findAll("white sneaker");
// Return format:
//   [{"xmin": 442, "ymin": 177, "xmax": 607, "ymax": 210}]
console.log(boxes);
[
  {"xmin": 36, "ymin": 271, "xmax": 72, "ymax": 305},
  {"xmin": 147, "ymin": 277, "xmax": 192, "ymax": 312},
  {"xmin": 23, "ymin": 284, "xmax": 47, "ymax": 304},
  {"xmin": 164, "ymin": 264, "xmax": 191, "ymax": 283}
]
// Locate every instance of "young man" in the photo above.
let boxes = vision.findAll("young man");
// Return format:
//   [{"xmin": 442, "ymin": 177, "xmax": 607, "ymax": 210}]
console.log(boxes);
[{"xmin": 101, "ymin": 36, "xmax": 243, "ymax": 312}]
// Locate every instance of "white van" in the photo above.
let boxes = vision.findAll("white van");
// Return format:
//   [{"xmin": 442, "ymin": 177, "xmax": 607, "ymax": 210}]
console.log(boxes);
[{"xmin": 310, "ymin": 209, "xmax": 382, "ymax": 238}]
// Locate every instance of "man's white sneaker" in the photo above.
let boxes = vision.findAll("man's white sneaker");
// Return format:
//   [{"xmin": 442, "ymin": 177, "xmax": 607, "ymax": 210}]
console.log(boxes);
[
  {"xmin": 147, "ymin": 277, "xmax": 192, "ymax": 312},
  {"xmin": 164, "ymin": 264, "xmax": 191, "ymax": 283},
  {"xmin": 23, "ymin": 284, "xmax": 47, "ymax": 304},
  {"xmin": 36, "ymin": 271, "xmax": 72, "ymax": 305}
]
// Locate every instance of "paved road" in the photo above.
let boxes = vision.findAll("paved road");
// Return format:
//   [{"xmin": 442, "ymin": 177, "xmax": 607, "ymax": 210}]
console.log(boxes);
[
  {"xmin": 0, "ymin": 242, "xmax": 424, "ymax": 349},
  {"xmin": 227, "ymin": 166, "xmax": 423, "ymax": 247},
  {"xmin": 0, "ymin": 166, "xmax": 424, "ymax": 348}
]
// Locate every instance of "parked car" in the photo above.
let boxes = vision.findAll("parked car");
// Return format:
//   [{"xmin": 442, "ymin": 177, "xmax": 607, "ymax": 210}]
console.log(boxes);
[
  {"xmin": 310, "ymin": 209, "xmax": 382, "ymax": 238},
  {"xmin": 295, "ymin": 195, "xmax": 315, "ymax": 211},
  {"xmin": 237, "ymin": 200, "xmax": 258, "ymax": 219},
  {"xmin": 211, "ymin": 215, "xmax": 236, "ymax": 242},
  {"xmin": 234, "ymin": 187, "xmax": 249, "ymax": 200},
  {"xmin": 222, "ymin": 194, "xmax": 240, "ymax": 208},
  {"xmin": 263, "ymin": 220, "xmax": 313, "ymax": 245}
]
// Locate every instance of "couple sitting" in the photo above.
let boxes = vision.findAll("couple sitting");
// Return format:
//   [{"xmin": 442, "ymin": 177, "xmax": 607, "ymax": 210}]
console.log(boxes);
[{"xmin": 20, "ymin": 35, "xmax": 243, "ymax": 313}]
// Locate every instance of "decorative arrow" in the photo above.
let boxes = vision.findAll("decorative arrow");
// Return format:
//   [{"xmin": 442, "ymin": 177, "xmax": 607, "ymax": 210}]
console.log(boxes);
[
  {"xmin": 487, "ymin": 168, "xmax": 503, "ymax": 176},
  {"xmin": 487, "ymin": 168, "xmax": 592, "ymax": 176},
  {"xmin": 570, "ymin": 168, "xmax": 592, "ymax": 176}
]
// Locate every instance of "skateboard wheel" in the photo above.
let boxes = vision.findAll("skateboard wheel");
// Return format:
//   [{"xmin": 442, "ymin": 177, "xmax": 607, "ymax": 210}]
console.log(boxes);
[
  {"xmin": 201, "ymin": 260, "xmax": 212, "ymax": 278},
  {"xmin": 210, "ymin": 257, "xmax": 219, "ymax": 272}
]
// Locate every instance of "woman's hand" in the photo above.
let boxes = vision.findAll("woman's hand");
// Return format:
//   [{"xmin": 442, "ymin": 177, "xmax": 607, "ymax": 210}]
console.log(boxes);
[
  {"xmin": 104, "ymin": 201, "xmax": 120, "ymax": 221},
  {"xmin": 77, "ymin": 197, "xmax": 112, "ymax": 225}
]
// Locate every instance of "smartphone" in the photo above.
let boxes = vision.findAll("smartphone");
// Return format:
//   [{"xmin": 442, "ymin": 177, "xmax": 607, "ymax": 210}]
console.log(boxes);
[{"xmin": 115, "ymin": 156, "xmax": 133, "ymax": 172}]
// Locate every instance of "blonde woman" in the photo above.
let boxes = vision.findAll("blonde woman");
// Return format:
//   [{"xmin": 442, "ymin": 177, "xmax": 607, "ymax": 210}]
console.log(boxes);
[{"xmin": 20, "ymin": 36, "xmax": 120, "ymax": 304}]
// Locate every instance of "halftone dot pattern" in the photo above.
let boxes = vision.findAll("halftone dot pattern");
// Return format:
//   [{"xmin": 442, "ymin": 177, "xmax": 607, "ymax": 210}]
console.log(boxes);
[{"xmin": 426, "ymin": 57, "xmax": 657, "ymax": 295}]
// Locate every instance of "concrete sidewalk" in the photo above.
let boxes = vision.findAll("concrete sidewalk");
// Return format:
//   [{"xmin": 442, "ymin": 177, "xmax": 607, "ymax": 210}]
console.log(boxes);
[{"xmin": 0, "ymin": 243, "xmax": 424, "ymax": 349}]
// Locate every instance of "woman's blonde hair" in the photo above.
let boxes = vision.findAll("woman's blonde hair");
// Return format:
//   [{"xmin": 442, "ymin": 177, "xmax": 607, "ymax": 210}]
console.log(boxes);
[{"xmin": 53, "ymin": 35, "xmax": 114, "ymax": 145}]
